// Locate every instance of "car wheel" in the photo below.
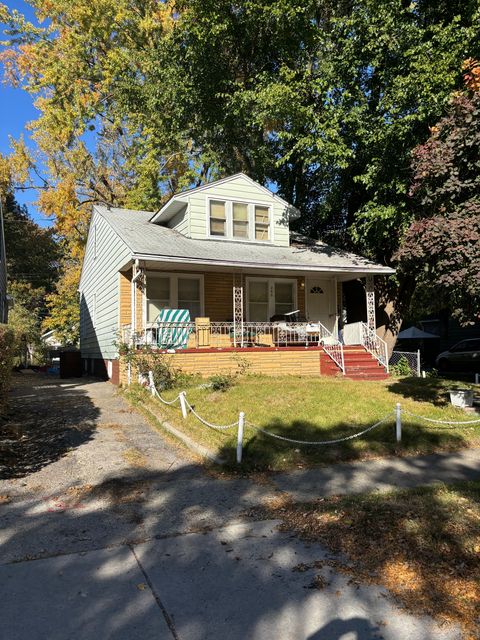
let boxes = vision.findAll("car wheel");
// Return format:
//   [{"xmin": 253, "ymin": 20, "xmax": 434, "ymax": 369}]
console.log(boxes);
[{"xmin": 438, "ymin": 359, "xmax": 449, "ymax": 372}]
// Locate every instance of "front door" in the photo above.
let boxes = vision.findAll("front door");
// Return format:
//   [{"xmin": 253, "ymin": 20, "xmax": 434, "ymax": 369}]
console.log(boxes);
[{"xmin": 306, "ymin": 278, "xmax": 336, "ymax": 333}]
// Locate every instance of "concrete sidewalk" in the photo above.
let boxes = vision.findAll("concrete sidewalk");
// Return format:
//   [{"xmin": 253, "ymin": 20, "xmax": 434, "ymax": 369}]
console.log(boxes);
[
  {"xmin": 0, "ymin": 521, "xmax": 461, "ymax": 640},
  {"xmin": 272, "ymin": 448, "xmax": 480, "ymax": 501}
]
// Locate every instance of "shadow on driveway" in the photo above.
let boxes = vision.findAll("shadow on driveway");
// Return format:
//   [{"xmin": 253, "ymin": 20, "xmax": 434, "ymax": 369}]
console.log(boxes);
[{"xmin": 0, "ymin": 374, "xmax": 99, "ymax": 479}]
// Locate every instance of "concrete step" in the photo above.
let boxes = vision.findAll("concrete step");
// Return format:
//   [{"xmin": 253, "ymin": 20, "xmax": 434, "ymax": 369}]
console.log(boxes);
[
  {"xmin": 346, "ymin": 372, "xmax": 389, "ymax": 380},
  {"xmin": 345, "ymin": 363, "xmax": 385, "ymax": 371}
]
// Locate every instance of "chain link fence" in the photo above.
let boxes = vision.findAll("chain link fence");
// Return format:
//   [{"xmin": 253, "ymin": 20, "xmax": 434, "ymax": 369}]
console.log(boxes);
[{"xmin": 389, "ymin": 350, "xmax": 421, "ymax": 377}]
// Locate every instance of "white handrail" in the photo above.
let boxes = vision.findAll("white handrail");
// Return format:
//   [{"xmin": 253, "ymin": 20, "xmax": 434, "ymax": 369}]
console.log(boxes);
[
  {"xmin": 317, "ymin": 321, "xmax": 345, "ymax": 374},
  {"xmin": 360, "ymin": 322, "xmax": 389, "ymax": 372}
]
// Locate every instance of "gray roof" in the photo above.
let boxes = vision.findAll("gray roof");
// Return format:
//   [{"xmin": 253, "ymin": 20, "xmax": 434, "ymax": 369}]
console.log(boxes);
[{"xmin": 97, "ymin": 206, "xmax": 394, "ymax": 275}]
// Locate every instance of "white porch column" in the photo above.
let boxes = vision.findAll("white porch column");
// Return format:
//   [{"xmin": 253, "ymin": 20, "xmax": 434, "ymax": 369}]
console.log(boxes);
[
  {"xmin": 233, "ymin": 273, "xmax": 244, "ymax": 347},
  {"xmin": 365, "ymin": 274, "xmax": 376, "ymax": 331},
  {"xmin": 131, "ymin": 261, "xmax": 145, "ymax": 340},
  {"xmin": 335, "ymin": 280, "xmax": 342, "ymax": 337}
]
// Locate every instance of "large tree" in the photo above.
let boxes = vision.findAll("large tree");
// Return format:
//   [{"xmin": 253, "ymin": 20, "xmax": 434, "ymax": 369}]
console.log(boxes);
[
  {"xmin": 0, "ymin": 154, "xmax": 61, "ymax": 353},
  {"xmin": 1, "ymin": 1, "xmax": 479, "ymax": 337},
  {"xmin": 396, "ymin": 60, "xmax": 480, "ymax": 325}
]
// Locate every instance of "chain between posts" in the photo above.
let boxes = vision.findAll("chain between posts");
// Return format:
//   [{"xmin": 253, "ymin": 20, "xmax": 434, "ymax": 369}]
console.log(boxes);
[
  {"xmin": 145, "ymin": 372, "xmax": 480, "ymax": 462},
  {"xmin": 401, "ymin": 409, "xmax": 480, "ymax": 426},
  {"xmin": 246, "ymin": 414, "xmax": 393, "ymax": 446}
]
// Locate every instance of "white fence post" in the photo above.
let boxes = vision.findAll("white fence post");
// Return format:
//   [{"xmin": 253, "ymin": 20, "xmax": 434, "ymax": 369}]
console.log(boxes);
[
  {"xmin": 475, "ymin": 373, "xmax": 479, "ymax": 385},
  {"xmin": 237, "ymin": 411, "xmax": 245, "ymax": 464},
  {"xmin": 148, "ymin": 371, "xmax": 155, "ymax": 396},
  {"xmin": 417, "ymin": 350, "xmax": 421, "ymax": 377},
  {"xmin": 127, "ymin": 362, "xmax": 131, "ymax": 386},
  {"xmin": 395, "ymin": 403, "xmax": 402, "ymax": 442},
  {"xmin": 179, "ymin": 392, "xmax": 188, "ymax": 419}
]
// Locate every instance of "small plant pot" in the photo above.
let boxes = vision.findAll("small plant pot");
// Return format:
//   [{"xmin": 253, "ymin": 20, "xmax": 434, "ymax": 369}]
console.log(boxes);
[{"xmin": 449, "ymin": 389, "xmax": 474, "ymax": 408}]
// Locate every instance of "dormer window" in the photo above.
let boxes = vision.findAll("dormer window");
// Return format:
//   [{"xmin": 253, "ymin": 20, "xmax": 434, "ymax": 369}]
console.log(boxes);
[
  {"xmin": 208, "ymin": 198, "xmax": 271, "ymax": 242},
  {"xmin": 255, "ymin": 206, "xmax": 269, "ymax": 241},
  {"xmin": 209, "ymin": 200, "xmax": 226, "ymax": 236},
  {"xmin": 233, "ymin": 202, "xmax": 249, "ymax": 238}
]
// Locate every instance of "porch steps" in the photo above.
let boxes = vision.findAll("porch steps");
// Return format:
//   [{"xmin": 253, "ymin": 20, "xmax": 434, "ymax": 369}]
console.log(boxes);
[{"xmin": 321, "ymin": 346, "xmax": 389, "ymax": 381}]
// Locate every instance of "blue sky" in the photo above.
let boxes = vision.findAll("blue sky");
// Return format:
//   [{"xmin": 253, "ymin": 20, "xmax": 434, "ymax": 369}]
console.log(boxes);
[{"xmin": 1, "ymin": 0, "xmax": 52, "ymax": 226}]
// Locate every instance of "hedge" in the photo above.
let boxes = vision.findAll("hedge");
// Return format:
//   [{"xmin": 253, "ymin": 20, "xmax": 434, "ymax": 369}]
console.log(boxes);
[{"xmin": 0, "ymin": 324, "xmax": 17, "ymax": 415}]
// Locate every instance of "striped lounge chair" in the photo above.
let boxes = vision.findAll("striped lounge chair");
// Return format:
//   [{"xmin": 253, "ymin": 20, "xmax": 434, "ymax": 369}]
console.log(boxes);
[{"xmin": 156, "ymin": 309, "xmax": 192, "ymax": 350}]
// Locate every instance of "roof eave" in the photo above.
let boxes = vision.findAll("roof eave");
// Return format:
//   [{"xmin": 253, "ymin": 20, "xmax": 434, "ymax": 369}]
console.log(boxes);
[{"xmin": 131, "ymin": 252, "xmax": 395, "ymax": 275}]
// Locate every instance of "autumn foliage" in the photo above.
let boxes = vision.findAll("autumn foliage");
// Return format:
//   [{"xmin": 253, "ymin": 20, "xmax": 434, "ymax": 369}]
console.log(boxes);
[{"xmin": 397, "ymin": 62, "xmax": 480, "ymax": 324}]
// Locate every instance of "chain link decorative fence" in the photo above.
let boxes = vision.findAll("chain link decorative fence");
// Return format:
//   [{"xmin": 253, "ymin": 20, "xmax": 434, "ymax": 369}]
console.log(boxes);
[{"xmin": 389, "ymin": 350, "xmax": 421, "ymax": 377}]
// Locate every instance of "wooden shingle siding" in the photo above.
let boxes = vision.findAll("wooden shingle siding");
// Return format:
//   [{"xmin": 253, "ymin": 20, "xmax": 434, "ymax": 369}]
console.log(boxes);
[
  {"xmin": 119, "ymin": 270, "xmax": 131, "ymax": 327},
  {"xmin": 79, "ymin": 209, "xmax": 131, "ymax": 360}
]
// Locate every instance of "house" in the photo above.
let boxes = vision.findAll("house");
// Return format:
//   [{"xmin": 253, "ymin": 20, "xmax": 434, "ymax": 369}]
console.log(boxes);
[{"xmin": 79, "ymin": 173, "xmax": 394, "ymax": 383}]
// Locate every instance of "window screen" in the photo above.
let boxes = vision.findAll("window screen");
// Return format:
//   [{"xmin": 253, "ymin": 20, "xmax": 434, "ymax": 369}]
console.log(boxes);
[
  {"xmin": 232, "ymin": 202, "xmax": 249, "ymax": 239},
  {"xmin": 178, "ymin": 277, "xmax": 201, "ymax": 318},
  {"xmin": 274, "ymin": 282, "xmax": 294, "ymax": 316},
  {"xmin": 254, "ymin": 206, "xmax": 270, "ymax": 241},
  {"xmin": 248, "ymin": 280, "xmax": 269, "ymax": 321},
  {"xmin": 210, "ymin": 200, "xmax": 226, "ymax": 236},
  {"xmin": 147, "ymin": 277, "xmax": 170, "ymax": 322}
]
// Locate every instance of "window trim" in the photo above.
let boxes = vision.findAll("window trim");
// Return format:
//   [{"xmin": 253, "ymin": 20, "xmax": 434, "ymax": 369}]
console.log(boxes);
[
  {"xmin": 245, "ymin": 276, "xmax": 298, "ymax": 321},
  {"xmin": 206, "ymin": 195, "xmax": 273, "ymax": 243},
  {"xmin": 145, "ymin": 272, "xmax": 205, "ymax": 323}
]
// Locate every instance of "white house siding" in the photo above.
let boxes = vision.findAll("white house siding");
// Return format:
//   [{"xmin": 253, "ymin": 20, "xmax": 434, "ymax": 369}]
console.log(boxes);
[
  {"xmin": 169, "ymin": 205, "xmax": 189, "ymax": 236},
  {"xmin": 186, "ymin": 175, "xmax": 291, "ymax": 246},
  {"xmin": 79, "ymin": 208, "xmax": 131, "ymax": 360}
]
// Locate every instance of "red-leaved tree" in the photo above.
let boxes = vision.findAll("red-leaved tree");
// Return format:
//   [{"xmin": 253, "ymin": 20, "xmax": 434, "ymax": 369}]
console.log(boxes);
[{"xmin": 397, "ymin": 60, "xmax": 480, "ymax": 324}]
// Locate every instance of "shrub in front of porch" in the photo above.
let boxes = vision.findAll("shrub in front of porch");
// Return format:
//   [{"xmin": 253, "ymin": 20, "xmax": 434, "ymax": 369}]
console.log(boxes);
[{"xmin": 124, "ymin": 375, "xmax": 480, "ymax": 471}]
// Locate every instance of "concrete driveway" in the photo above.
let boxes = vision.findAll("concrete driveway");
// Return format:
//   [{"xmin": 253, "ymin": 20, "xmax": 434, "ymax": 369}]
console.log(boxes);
[{"xmin": 0, "ymin": 374, "xmax": 463, "ymax": 640}]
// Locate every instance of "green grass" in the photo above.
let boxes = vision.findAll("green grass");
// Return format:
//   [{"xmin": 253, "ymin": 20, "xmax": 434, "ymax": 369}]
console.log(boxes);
[{"xmin": 125, "ymin": 375, "xmax": 480, "ymax": 471}]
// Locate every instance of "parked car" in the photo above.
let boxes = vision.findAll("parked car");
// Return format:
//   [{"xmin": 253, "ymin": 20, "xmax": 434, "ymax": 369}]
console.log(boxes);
[{"xmin": 435, "ymin": 339, "xmax": 480, "ymax": 372}]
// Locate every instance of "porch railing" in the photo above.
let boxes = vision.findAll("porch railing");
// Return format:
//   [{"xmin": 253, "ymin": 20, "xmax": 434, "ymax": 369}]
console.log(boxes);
[
  {"xmin": 360, "ymin": 321, "xmax": 389, "ymax": 372},
  {"xmin": 120, "ymin": 320, "xmax": 345, "ymax": 373}
]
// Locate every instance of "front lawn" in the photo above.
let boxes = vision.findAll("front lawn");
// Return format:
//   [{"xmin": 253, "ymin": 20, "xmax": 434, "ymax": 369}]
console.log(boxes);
[
  {"xmin": 247, "ymin": 482, "xmax": 480, "ymax": 640},
  {"xmin": 125, "ymin": 375, "xmax": 480, "ymax": 470}
]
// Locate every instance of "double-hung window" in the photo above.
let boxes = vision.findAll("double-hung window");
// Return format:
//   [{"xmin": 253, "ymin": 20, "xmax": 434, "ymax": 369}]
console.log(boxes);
[
  {"xmin": 209, "ymin": 201, "xmax": 227, "ymax": 236},
  {"xmin": 254, "ymin": 206, "xmax": 270, "ymax": 241},
  {"xmin": 146, "ymin": 276, "xmax": 170, "ymax": 323},
  {"xmin": 208, "ymin": 199, "xmax": 271, "ymax": 242},
  {"xmin": 232, "ymin": 202, "xmax": 249, "ymax": 239},
  {"xmin": 247, "ymin": 278, "xmax": 296, "ymax": 321},
  {"xmin": 146, "ymin": 274, "xmax": 203, "ymax": 323}
]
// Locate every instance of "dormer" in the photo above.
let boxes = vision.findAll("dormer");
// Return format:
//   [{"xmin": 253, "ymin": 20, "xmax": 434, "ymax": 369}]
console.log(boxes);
[{"xmin": 149, "ymin": 173, "xmax": 299, "ymax": 247}]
